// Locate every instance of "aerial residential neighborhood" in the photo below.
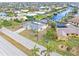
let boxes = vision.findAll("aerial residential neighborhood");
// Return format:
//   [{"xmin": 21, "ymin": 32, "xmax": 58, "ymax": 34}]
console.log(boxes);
[{"xmin": 0, "ymin": 2, "xmax": 79, "ymax": 56}]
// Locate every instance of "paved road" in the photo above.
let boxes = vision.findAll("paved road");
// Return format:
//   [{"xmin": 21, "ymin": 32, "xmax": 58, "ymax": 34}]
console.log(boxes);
[
  {"xmin": 0, "ymin": 27, "xmax": 61, "ymax": 56},
  {"xmin": 0, "ymin": 36, "xmax": 26, "ymax": 56},
  {"xmin": 66, "ymin": 23, "xmax": 79, "ymax": 29}
]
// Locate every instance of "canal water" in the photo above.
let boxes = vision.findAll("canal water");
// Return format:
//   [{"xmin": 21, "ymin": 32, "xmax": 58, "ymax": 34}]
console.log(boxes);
[{"xmin": 52, "ymin": 6, "xmax": 73, "ymax": 22}]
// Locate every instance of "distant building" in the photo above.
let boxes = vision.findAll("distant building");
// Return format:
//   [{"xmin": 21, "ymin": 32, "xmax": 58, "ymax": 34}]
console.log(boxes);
[
  {"xmin": 0, "ymin": 16, "xmax": 27, "ymax": 21},
  {"xmin": 35, "ymin": 11, "xmax": 46, "ymax": 14},
  {"xmin": 26, "ymin": 12, "xmax": 37, "ymax": 16},
  {"xmin": 39, "ymin": 19, "xmax": 49, "ymax": 24},
  {"xmin": 39, "ymin": 6, "xmax": 51, "ymax": 12},
  {"xmin": 23, "ymin": 21, "xmax": 48, "ymax": 32},
  {"xmin": 21, "ymin": 9, "xmax": 29, "ymax": 12},
  {"xmin": 68, "ymin": 16, "xmax": 79, "ymax": 27},
  {"xmin": 0, "ymin": 12, "xmax": 7, "ymax": 17},
  {"xmin": 56, "ymin": 28, "xmax": 79, "ymax": 40},
  {"xmin": 56, "ymin": 23, "xmax": 67, "ymax": 28}
]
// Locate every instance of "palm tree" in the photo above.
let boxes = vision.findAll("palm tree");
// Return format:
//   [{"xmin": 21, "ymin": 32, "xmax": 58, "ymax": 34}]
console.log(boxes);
[
  {"xmin": 42, "ymin": 43, "xmax": 53, "ymax": 56},
  {"xmin": 32, "ymin": 45, "xmax": 39, "ymax": 56}
]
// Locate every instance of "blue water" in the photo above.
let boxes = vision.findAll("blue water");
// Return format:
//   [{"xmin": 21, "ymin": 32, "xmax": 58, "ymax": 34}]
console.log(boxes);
[{"xmin": 52, "ymin": 7, "xmax": 73, "ymax": 21}]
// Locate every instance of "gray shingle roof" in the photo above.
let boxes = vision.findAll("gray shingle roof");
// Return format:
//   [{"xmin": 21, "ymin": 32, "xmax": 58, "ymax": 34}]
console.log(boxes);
[{"xmin": 57, "ymin": 28, "xmax": 79, "ymax": 37}]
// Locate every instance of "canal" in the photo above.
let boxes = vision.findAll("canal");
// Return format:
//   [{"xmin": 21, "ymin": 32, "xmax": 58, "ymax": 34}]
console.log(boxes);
[{"xmin": 52, "ymin": 6, "xmax": 73, "ymax": 22}]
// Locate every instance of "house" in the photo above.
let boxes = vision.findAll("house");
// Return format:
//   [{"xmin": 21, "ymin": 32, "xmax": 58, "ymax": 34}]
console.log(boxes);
[
  {"xmin": 39, "ymin": 19, "xmax": 49, "ymax": 24},
  {"xmin": 23, "ymin": 21, "xmax": 48, "ymax": 32},
  {"xmin": 0, "ymin": 16, "xmax": 27, "ymax": 21},
  {"xmin": 56, "ymin": 23, "xmax": 67, "ymax": 28},
  {"xmin": 26, "ymin": 12, "xmax": 37, "ymax": 16},
  {"xmin": 0, "ymin": 12, "xmax": 7, "ymax": 17},
  {"xmin": 34, "ymin": 11, "xmax": 45, "ymax": 14},
  {"xmin": 56, "ymin": 28, "xmax": 79, "ymax": 40},
  {"xmin": 21, "ymin": 9, "xmax": 29, "ymax": 13},
  {"xmin": 68, "ymin": 16, "xmax": 79, "ymax": 27},
  {"xmin": 39, "ymin": 6, "xmax": 51, "ymax": 12}
]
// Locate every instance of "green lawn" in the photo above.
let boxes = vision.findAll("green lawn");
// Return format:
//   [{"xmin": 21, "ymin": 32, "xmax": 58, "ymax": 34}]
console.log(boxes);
[
  {"xmin": 0, "ymin": 20, "xmax": 22, "ymax": 31},
  {"xmin": 34, "ymin": 14, "xmax": 47, "ymax": 20}
]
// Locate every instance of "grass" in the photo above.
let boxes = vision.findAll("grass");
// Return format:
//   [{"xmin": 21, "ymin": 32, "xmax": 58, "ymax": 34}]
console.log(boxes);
[
  {"xmin": 38, "ymin": 39, "xmax": 75, "ymax": 56},
  {"xmin": 34, "ymin": 14, "xmax": 47, "ymax": 20},
  {"xmin": 0, "ymin": 20, "xmax": 22, "ymax": 31},
  {"xmin": 66, "ymin": 38, "xmax": 79, "ymax": 47},
  {"xmin": 0, "ymin": 32, "xmax": 33, "ymax": 56},
  {"xmin": 19, "ymin": 30, "xmax": 37, "ymax": 42},
  {"xmin": 6, "ymin": 21, "xmax": 22, "ymax": 31}
]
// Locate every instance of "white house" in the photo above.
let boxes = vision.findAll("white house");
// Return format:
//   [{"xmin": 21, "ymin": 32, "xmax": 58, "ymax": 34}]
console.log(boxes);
[{"xmin": 23, "ymin": 21, "xmax": 48, "ymax": 32}]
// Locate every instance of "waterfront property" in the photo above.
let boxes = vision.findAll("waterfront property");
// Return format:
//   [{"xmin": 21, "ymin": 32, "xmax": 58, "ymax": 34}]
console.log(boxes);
[
  {"xmin": 56, "ymin": 23, "xmax": 67, "ymax": 28},
  {"xmin": 56, "ymin": 28, "xmax": 79, "ymax": 40},
  {"xmin": 23, "ymin": 21, "xmax": 48, "ymax": 32}
]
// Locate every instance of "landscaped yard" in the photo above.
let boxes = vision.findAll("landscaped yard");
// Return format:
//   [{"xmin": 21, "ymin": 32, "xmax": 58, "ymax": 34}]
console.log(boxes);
[
  {"xmin": 19, "ymin": 30, "xmax": 37, "ymax": 42},
  {"xmin": 0, "ymin": 20, "xmax": 22, "ymax": 31},
  {"xmin": 34, "ymin": 14, "xmax": 48, "ymax": 20}
]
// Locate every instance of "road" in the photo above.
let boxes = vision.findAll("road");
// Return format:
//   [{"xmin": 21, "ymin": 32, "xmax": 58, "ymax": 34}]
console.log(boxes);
[
  {"xmin": 0, "ymin": 27, "xmax": 61, "ymax": 56},
  {"xmin": 0, "ymin": 36, "xmax": 26, "ymax": 56},
  {"xmin": 66, "ymin": 23, "xmax": 79, "ymax": 29}
]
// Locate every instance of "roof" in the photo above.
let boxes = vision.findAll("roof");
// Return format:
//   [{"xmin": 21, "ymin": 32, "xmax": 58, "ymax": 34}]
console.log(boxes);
[
  {"xmin": 39, "ymin": 19, "xmax": 48, "ymax": 24},
  {"xmin": 57, "ymin": 28, "xmax": 79, "ymax": 37},
  {"xmin": 68, "ymin": 16, "xmax": 79, "ymax": 23},
  {"xmin": 23, "ymin": 21, "xmax": 46, "ymax": 30},
  {"xmin": 0, "ymin": 12, "xmax": 7, "ymax": 16},
  {"xmin": 26, "ymin": 12, "xmax": 37, "ymax": 16},
  {"xmin": 56, "ymin": 23, "xmax": 67, "ymax": 28}
]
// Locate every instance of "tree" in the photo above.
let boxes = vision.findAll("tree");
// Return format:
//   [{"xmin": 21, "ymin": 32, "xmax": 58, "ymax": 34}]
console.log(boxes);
[
  {"xmin": 72, "ymin": 7, "xmax": 78, "ymax": 14},
  {"xmin": 45, "ymin": 28, "xmax": 57, "ymax": 41},
  {"xmin": 41, "ymin": 43, "xmax": 53, "ymax": 56},
  {"xmin": 2, "ymin": 20, "xmax": 12, "ymax": 27},
  {"xmin": 32, "ymin": 45, "xmax": 39, "ymax": 56}
]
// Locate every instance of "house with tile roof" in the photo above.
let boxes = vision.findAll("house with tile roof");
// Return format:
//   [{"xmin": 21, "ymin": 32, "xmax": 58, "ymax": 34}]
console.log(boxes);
[
  {"xmin": 56, "ymin": 28, "xmax": 79, "ymax": 40},
  {"xmin": 68, "ymin": 16, "xmax": 79, "ymax": 27}
]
